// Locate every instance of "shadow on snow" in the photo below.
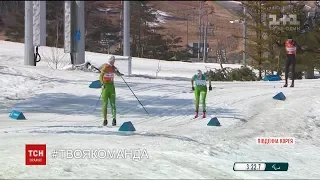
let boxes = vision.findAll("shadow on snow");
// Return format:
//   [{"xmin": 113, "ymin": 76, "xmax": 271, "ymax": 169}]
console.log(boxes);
[
  {"xmin": 0, "ymin": 71, "xmax": 244, "ymax": 122},
  {"xmin": 3, "ymin": 91, "xmax": 244, "ymax": 121},
  {"xmin": 27, "ymin": 128, "xmax": 209, "ymax": 145}
]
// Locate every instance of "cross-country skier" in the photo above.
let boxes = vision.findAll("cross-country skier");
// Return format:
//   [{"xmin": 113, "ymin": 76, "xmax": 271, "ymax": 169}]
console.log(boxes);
[
  {"xmin": 283, "ymin": 35, "xmax": 301, "ymax": 87},
  {"xmin": 191, "ymin": 70, "xmax": 212, "ymax": 118},
  {"xmin": 99, "ymin": 55, "xmax": 123, "ymax": 126}
]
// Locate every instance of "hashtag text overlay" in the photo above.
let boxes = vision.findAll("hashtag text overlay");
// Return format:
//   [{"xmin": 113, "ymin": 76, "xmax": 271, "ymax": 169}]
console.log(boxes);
[{"xmin": 51, "ymin": 148, "xmax": 149, "ymax": 160}]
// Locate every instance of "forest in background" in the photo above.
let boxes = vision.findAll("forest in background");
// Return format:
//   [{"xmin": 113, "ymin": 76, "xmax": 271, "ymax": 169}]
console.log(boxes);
[{"xmin": 1, "ymin": 1, "xmax": 320, "ymax": 80}]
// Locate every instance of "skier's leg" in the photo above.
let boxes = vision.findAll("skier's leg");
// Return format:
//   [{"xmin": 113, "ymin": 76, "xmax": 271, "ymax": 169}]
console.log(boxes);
[
  {"xmin": 284, "ymin": 55, "xmax": 291, "ymax": 87},
  {"xmin": 109, "ymin": 86, "xmax": 116, "ymax": 121},
  {"xmin": 201, "ymin": 88, "xmax": 207, "ymax": 113},
  {"xmin": 194, "ymin": 87, "xmax": 200, "ymax": 118},
  {"xmin": 291, "ymin": 55, "xmax": 296, "ymax": 87},
  {"xmin": 194, "ymin": 87, "xmax": 200, "ymax": 113},
  {"xmin": 101, "ymin": 87, "xmax": 109, "ymax": 125}
]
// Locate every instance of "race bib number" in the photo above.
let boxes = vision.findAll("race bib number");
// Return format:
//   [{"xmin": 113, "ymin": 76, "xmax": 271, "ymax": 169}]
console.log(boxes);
[
  {"xmin": 103, "ymin": 73, "xmax": 114, "ymax": 78},
  {"xmin": 195, "ymin": 80, "xmax": 206, "ymax": 86},
  {"xmin": 103, "ymin": 73, "xmax": 114, "ymax": 81}
]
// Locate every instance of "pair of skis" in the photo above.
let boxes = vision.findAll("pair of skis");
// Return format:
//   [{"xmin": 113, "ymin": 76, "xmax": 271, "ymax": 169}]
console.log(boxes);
[
  {"xmin": 101, "ymin": 119, "xmax": 117, "ymax": 128},
  {"xmin": 99, "ymin": 124, "xmax": 118, "ymax": 128}
]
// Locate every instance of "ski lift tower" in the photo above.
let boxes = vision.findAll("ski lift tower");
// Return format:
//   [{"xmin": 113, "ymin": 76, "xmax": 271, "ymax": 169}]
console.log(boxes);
[{"xmin": 24, "ymin": 1, "xmax": 85, "ymax": 66}]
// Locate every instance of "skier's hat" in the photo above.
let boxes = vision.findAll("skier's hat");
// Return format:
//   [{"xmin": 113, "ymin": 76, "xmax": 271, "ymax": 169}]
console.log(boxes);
[
  {"xmin": 107, "ymin": 55, "xmax": 115, "ymax": 63},
  {"xmin": 197, "ymin": 70, "xmax": 202, "ymax": 75}
]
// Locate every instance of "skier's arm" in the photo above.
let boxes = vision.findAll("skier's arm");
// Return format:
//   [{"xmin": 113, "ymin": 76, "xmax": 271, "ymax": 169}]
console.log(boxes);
[
  {"xmin": 191, "ymin": 76, "xmax": 196, "ymax": 90},
  {"xmin": 205, "ymin": 75, "xmax": 212, "ymax": 90},
  {"xmin": 114, "ymin": 67, "xmax": 123, "ymax": 76},
  {"xmin": 191, "ymin": 76, "xmax": 195, "ymax": 88},
  {"xmin": 294, "ymin": 41, "xmax": 302, "ymax": 51},
  {"xmin": 99, "ymin": 65, "xmax": 106, "ymax": 84}
]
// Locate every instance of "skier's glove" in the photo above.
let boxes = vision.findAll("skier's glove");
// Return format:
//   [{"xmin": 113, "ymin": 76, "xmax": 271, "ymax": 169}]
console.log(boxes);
[
  {"xmin": 101, "ymin": 85, "xmax": 105, "ymax": 89},
  {"xmin": 209, "ymin": 86, "xmax": 212, "ymax": 91},
  {"xmin": 192, "ymin": 86, "xmax": 195, "ymax": 91},
  {"xmin": 116, "ymin": 70, "xmax": 124, "ymax": 76}
]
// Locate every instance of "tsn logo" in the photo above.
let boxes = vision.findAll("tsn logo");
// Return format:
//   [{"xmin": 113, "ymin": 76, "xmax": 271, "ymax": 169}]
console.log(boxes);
[{"xmin": 25, "ymin": 144, "xmax": 46, "ymax": 165}]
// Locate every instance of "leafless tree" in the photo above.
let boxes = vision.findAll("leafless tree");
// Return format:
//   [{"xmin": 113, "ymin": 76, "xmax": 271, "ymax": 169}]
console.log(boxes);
[
  {"xmin": 42, "ymin": 47, "xmax": 68, "ymax": 69},
  {"xmin": 41, "ymin": 18, "xmax": 68, "ymax": 69},
  {"xmin": 215, "ymin": 35, "xmax": 238, "ymax": 76},
  {"xmin": 155, "ymin": 60, "xmax": 161, "ymax": 78}
]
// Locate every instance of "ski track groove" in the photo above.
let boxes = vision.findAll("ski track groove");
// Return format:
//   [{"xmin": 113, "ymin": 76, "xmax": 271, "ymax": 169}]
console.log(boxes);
[
  {"xmin": 225, "ymin": 88, "xmax": 319, "ymax": 147},
  {"xmin": 3, "ymin": 65, "xmax": 219, "ymax": 131},
  {"xmin": 163, "ymin": 86, "xmax": 290, "ymax": 130},
  {"xmin": 116, "ymin": 83, "xmax": 190, "ymax": 125},
  {"xmin": 10, "ymin": 86, "xmax": 304, "ymax": 135},
  {"xmin": 135, "ymin": 87, "xmax": 230, "ymax": 127},
  {"xmin": 3, "ymin": 81, "xmax": 190, "ymax": 133},
  {"xmin": 3, "ymin": 66, "xmax": 310, "ymax": 136},
  {"xmin": 166, "ymin": 91, "xmax": 252, "ymax": 128},
  {"xmin": 43, "ymin": 84, "xmax": 277, "ymax": 133},
  {"xmin": 5, "ymin": 80, "xmax": 191, "ymax": 134},
  {"xmin": 33, "ymin": 79, "xmax": 188, "ymax": 128},
  {"xmin": 128, "ymin": 82, "xmax": 207, "ymax": 126}
]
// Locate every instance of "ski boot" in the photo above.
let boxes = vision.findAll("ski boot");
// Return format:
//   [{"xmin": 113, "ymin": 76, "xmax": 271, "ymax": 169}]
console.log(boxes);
[
  {"xmin": 112, "ymin": 118, "xmax": 116, "ymax": 126},
  {"xmin": 194, "ymin": 112, "xmax": 199, "ymax": 118},
  {"xmin": 283, "ymin": 80, "xmax": 288, "ymax": 87},
  {"xmin": 290, "ymin": 81, "xmax": 294, "ymax": 87},
  {"xmin": 202, "ymin": 111, "xmax": 206, "ymax": 118},
  {"xmin": 103, "ymin": 119, "xmax": 108, "ymax": 126}
]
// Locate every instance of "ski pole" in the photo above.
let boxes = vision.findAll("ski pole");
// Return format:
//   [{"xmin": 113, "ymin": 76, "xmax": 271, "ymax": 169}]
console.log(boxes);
[
  {"xmin": 87, "ymin": 62, "xmax": 101, "ymax": 72},
  {"xmin": 92, "ymin": 92, "xmax": 102, "ymax": 113},
  {"xmin": 120, "ymin": 75, "xmax": 150, "ymax": 116}
]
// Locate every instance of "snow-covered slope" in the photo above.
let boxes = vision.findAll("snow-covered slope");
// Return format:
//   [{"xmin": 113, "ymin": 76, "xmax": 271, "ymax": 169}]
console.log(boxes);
[
  {"xmin": 0, "ymin": 41, "xmax": 320, "ymax": 179},
  {"xmin": 0, "ymin": 41, "xmax": 243, "ymax": 78}
]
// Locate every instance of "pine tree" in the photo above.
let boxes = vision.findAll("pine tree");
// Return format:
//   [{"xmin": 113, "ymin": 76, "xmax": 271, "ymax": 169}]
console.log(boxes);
[
  {"xmin": 45, "ymin": 1, "xmax": 65, "ymax": 47},
  {"xmin": 4, "ymin": 10, "xmax": 24, "ymax": 42},
  {"xmin": 0, "ymin": 1, "xmax": 23, "ymax": 17},
  {"xmin": 267, "ymin": 1, "xmax": 307, "ymax": 76},
  {"xmin": 294, "ymin": 11, "xmax": 320, "ymax": 73},
  {"xmin": 128, "ymin": 1, "xmax": 164, "ymax": 57},
  {"xmin": 114, "ymin": 1, "xmax": 187, "ymax": 60},
  {"xmin": 2, "ymin": 1, "xmax": 24, "ymax": 41},
  {"xmin": 262, "ymin": 1, "xmax": 290, "ymax": 74},
  {"xmin": 235, "ymin": 1, "xmax": 310, "ymax": 78},
  {"xmin": 85, "ymin": 15, "xmax": 120, "ymax": 53},
  {"xmin": 84, "ymin": 1, "xmax": 117, "ymax": 52},
  {"xmin": 237, "ymin": 1, "xmax": 270, "ymax": 79}
]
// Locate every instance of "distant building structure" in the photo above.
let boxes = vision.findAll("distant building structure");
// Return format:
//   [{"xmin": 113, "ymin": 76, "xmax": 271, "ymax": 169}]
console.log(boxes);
[{"xmin": 188, "ymin": 42, "xmax": 210, "ymax": 55}]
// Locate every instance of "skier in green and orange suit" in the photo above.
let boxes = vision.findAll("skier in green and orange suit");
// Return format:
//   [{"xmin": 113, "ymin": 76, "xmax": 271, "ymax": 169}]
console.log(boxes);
[
  {"xmin": 191, "ymin": 70, "xmax": 212, "ymax": 118},
  {"xmin": 99, "ymin": 55, "xmax": 123, "ymax": 126}
]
